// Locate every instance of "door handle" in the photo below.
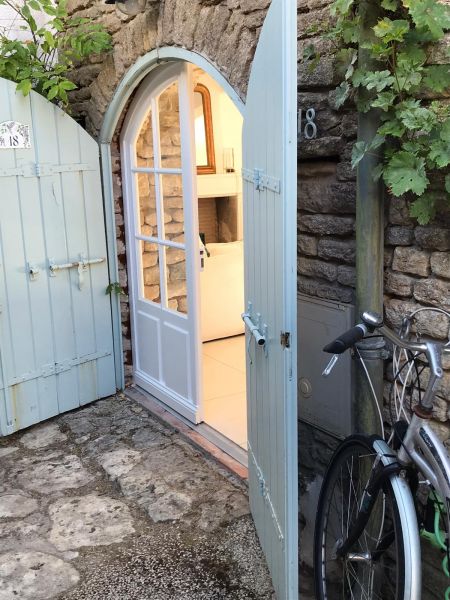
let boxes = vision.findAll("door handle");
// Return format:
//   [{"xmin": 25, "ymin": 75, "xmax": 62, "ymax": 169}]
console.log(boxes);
[{"xmin": 242, "ymin": 302, "xmax": 266, "ymax": 347}]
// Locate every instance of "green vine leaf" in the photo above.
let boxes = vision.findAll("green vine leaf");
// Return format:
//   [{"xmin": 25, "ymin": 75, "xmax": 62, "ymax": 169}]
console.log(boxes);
[
  {"xmin": 371, "ymin": 91, "xmax": 396, "ymax": 112},
  {"xmin": 328, "ymin": 0, "xmax": 450, "ymax": 225},
  {"xmin": 381, "ymin": 0, "xmax": 398, "ymax": 11},
  {"xmin": 106, "ymin": 282, "xmax": 125, "ymax": 296},
  {"xmin": 0, "ymin": 0, "xmax": 111, "ymax": 107},
  {"xmin": 351, "ymin": 141, "xmax": 368, "ymax": 169},
  {"xmin": 330, "ymin": 0, "xmax": 354, "ymax": 16},
  {"xmin": 383, "ymin": 152, "xmax": 429, "ymax": 196},
  {"xmin": 373, "ymin": 19, "xmax": 410, "ymax": 43},
  {"xmin": 396, "ymin": 102, "xmax": 437, "ymax": 133},
  {"xmin": 429, "ymin": 141, "xmax": 450, "ymax": 168},
  {"xmin": 445, "ymin": 174, "xmax": 450, "ymax": 195},
  {"xmin": 409, "ymin": 194, "xmax": 437, "ymax": 225},
  {"xmin": 423, "ymin": 66, "xmax": 450, "ymax": 94},
  {"xmin": 403, "ymin": 0, "xmax": 450, "ymax": 40},
  {"xmin": 361, "ymin": 70, "xmax": 395, "ymax": 92},
  {"xmin": 333, "ymin": 81, "xmax": 351, "ymax": 108}
]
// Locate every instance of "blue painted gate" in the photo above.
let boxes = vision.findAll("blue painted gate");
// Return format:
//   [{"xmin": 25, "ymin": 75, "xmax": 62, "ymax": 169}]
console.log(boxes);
[{"xmin": 0, "ymin": 77, "xmax": 116, "ymax": 436}]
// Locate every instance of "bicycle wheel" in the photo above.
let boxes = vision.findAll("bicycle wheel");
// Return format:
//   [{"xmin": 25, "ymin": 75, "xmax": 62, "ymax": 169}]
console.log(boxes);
[{"xmin": 314, "ymin": 434, "xmax": 420, "ymax": 600}]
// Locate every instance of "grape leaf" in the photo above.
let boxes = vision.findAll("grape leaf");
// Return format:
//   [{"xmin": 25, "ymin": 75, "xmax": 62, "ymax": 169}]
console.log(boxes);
[
  {"xmin": 333, "ymin": 81, "xmax": 351, "ymax": 108},
  {"xmin": 378, "ymin": 119, "xmax": 406, "ymax": 138},
  {"xmin": 381, "ymin": 0, "xmax": 398, "ymax": 11},
  {"xmin": 409, "ymin": 194, "xmax": 437, "ymax": 225},
  {"xmin": 330, "ymin": 0, "xmax": 354, "ymax": 16},
  {"xmin": 403, "ymin": 0, "xmax": 450, "ymax": 39},
  {"xmin": 371, "ymin": 91, "xmax": 395, "ymax": 112},
  {"xmin": 429, "ymin": 141, "xmax": 450, "ymax": 168},
  {"xmin": 397, "ymin": 105, "xmax": 436, "ymax": 132},
  {"xmin": 373, "ymin": 19, "xmax": 410, "ymax": 43},
  {"xmin": 383, "ymin": 151, "xmax": 429, "ymax": 195},
  {"xmin": 361, "ymin": 70, "xmax": 395, "ymax": 92},
  {"xmin": 423, "ymin": 66, "xmax": 450, "ymax": 94},
  {"xmin": 445, "ymin": 174, "xmax": 450, "ymax": 194}
]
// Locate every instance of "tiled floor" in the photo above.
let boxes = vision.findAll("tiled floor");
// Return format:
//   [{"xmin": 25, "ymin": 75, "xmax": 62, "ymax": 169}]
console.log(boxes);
[{"xmin": 202, "ymin": 335, "xmax": 247, "ymax": 449}]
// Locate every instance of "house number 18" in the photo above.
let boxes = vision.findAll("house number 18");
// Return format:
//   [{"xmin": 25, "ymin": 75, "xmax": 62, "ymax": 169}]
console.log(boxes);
[{"xmin": 298, "ymin": 108, "xmax": 317, "ymax": 140}]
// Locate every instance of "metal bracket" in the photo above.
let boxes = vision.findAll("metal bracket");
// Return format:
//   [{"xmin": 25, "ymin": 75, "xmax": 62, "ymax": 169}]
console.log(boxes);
[
  {"xmin": 0, "ymin": 162, "xmax": 94, "ymax": 178},
  {"xmin": 27, "ymin": 263, "xmax": 40, "ymax": 281},
  {"xmin": 280, "ymin": 331, "xmax": 291, "ymax": 349},
  {"xmin": 242, "ymin": 168, "xmax": 281, "ymax": 194},
  {"xmin": 354, "ymin": 337, "xmax": 389, "ymax": 360}
]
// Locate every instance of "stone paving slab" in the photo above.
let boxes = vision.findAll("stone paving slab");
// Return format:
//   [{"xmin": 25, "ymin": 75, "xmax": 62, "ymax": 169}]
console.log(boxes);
[{"xmin": 0, "ymin": 395, "xmax": 275, "ymax": 599}]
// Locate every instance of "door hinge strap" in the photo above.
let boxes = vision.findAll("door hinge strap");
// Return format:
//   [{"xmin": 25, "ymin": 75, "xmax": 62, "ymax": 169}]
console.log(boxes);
[
  {"xmin": 249, "ymin": 444, "xmax": 284, "ymax": 544},
  {"xmin": 242, "ymin": 168, "xmax": 281, "ymax": 194},
  {"xmin": 0, "ymin": 163, "xmax": 94, "ymax": 178},
  {"xmin": 5, "ymin": 351, "xmax": 111, "ymax": 387}
]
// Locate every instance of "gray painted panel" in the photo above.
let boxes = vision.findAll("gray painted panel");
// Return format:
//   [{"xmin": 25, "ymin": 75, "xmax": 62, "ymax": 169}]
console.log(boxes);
[{"xmin": 297, "ymin": 294, "xmax": 354, "ymax": 438}]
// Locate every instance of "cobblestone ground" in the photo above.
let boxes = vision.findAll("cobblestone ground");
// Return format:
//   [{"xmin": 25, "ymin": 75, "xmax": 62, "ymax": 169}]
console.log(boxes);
[{"xmin": 0, "ymin": 396, "xmax": 275, "ymax": 600}]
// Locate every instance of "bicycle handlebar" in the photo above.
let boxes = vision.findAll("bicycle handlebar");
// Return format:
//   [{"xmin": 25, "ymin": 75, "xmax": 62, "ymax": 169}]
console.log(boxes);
[
  {"xmin": 323, "ymin": 310, "xmax": 449, "ymax": 410},
  {"xmin": 323, "ymin": 325, "xmax": 367, "ymax": 354},
  {"xmin": 323, "ymin": 310, "xmax": 450, "ymax": 356}
]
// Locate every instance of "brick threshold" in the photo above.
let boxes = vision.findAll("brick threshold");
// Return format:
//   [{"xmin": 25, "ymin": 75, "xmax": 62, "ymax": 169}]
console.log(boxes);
[{"xmin": 125, "ymin": 385, "xmax": 249, "ymax": 481}]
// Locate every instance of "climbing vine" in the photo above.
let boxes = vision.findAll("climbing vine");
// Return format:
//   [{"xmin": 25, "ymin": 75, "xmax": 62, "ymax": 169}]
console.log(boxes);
[
  {"xmin": 328, "ymin": 0, "xmax": 450, "ymax": 224},
  {"xmin": 0, "ymin": 0, "xmax": 111, "ymax": 107}
]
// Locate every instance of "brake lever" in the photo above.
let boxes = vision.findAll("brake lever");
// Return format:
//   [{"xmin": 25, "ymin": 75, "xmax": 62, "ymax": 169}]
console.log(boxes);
[{"xmin": 322, "ymin": 354, "xmax": 339, "ymax": 377}]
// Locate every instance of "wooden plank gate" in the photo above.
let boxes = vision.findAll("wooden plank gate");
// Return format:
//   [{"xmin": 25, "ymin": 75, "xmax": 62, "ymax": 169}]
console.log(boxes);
[{"xmin": 0, "ymin": 77, "xmax": 116, "ymax": 436}]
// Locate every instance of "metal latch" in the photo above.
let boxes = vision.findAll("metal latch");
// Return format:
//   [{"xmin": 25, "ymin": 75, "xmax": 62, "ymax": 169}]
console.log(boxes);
[
  {"xmin": 49, "ymin": 254, "xmax": 105, "ymax": 289},
  {"xmin": 280, "ymin": 331, "xmax": 290, "ymax": 349}
]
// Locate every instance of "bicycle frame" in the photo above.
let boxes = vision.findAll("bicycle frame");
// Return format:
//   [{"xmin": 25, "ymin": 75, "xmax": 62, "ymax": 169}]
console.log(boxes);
[{"xmin": 399, "ymin": 414, "xmax": 450, "ymax": 537}]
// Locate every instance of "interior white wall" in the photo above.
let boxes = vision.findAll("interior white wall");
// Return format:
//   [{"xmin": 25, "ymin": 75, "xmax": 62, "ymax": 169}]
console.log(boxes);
[
  {"xmin": 195, "ymin": 71, "xmax": 243, "ymax": 175},
  {"xmin": 194, "ymin": 69, "xmax": 244, "ymax": 238}
]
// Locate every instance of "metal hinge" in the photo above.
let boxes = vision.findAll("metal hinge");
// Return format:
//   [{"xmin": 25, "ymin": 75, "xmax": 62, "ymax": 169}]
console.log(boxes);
[
  {"xmin": 242, "ymin": 168, "xmax": 281, "ymax": 194},
  {"xmin": 280, "ymin": 331, "xmax": 290, "ymax": 349}
]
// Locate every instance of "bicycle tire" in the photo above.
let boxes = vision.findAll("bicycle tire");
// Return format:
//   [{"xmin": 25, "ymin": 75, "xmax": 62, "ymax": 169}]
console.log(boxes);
[{"xmin": 313, "ymin": 434, "xmax": 421, "ymax": 600}]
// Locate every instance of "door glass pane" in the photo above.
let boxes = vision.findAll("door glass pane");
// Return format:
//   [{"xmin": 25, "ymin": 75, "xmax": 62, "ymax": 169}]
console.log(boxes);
[
  {"xmin": 161, "ymin": 174, "xmax": 184, "ymax": 243},
  {"xmin": 140, "ymin": 241, "xmax": 161, "ymax": 303},
  {"xmin": 165, "ymin": 247, "xmax": 188, "ymax": 314},
  {"xmin": 136, "ymin": 109, "xmax": 154, "ymax": 168},
  {"xmin": 158, "ymin": 82, "xmax": 182, "ymax": 169},
  {"xmin": 137, "ymin": 173, "xmax": 157, "ymax": 237}
]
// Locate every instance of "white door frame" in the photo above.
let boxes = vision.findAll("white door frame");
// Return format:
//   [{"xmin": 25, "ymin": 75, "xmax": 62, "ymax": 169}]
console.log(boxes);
[
  {"xmin": 121, "ymin": 62, "xmax": 205, "ymax": 421},
  {"xmin": 99, "ymin": 48, "xmax": 244, "ymax": 390}
]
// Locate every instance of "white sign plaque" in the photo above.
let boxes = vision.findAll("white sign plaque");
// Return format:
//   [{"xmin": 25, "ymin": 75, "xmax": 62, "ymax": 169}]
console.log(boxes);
[{"xmin": 0, "ymin": 121, "xmax": 31, "ymax": 149}]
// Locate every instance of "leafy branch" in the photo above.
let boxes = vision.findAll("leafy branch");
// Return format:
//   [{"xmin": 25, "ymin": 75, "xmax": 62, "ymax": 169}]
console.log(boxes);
[
  {"xmin": 329, "ymin": 0, "xmax": 450, "ymax": 224},
  {"xmin": 0, "ymin": 0, "xmax": 111, "ymax": 106}
]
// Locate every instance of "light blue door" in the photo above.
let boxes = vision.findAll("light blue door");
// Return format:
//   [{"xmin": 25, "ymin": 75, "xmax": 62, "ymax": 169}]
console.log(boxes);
[
  {"xmin": 0, "ymin": 78, "xmax": 116, "ymax": 436},
  {"xmin": 243, "ymin": 0, "xmax": 298, "ymax": 598}
]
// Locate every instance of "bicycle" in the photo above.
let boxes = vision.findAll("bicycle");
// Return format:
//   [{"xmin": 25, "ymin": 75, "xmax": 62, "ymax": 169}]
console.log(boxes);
[{"xmin": 313, "ymin": 308, "xmax": 450, "ymax": 600}]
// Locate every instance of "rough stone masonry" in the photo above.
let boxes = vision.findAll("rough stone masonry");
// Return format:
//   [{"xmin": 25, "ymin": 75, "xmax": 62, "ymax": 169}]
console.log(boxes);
[{"xmin": 0, "ymin": 397, "xmax": 276, "ymax": 600}]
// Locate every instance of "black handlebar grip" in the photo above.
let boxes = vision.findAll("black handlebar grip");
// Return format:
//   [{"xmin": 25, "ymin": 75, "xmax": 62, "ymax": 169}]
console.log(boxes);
[{"xmin": 323, "ymin": 325, "xmax": 366, "ymax": 354}]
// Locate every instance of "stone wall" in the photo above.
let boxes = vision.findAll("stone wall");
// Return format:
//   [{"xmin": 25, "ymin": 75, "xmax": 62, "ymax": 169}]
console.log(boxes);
[{"xmin": 297, "ymin": 1, "xmax": 450, "ymax": 442}]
